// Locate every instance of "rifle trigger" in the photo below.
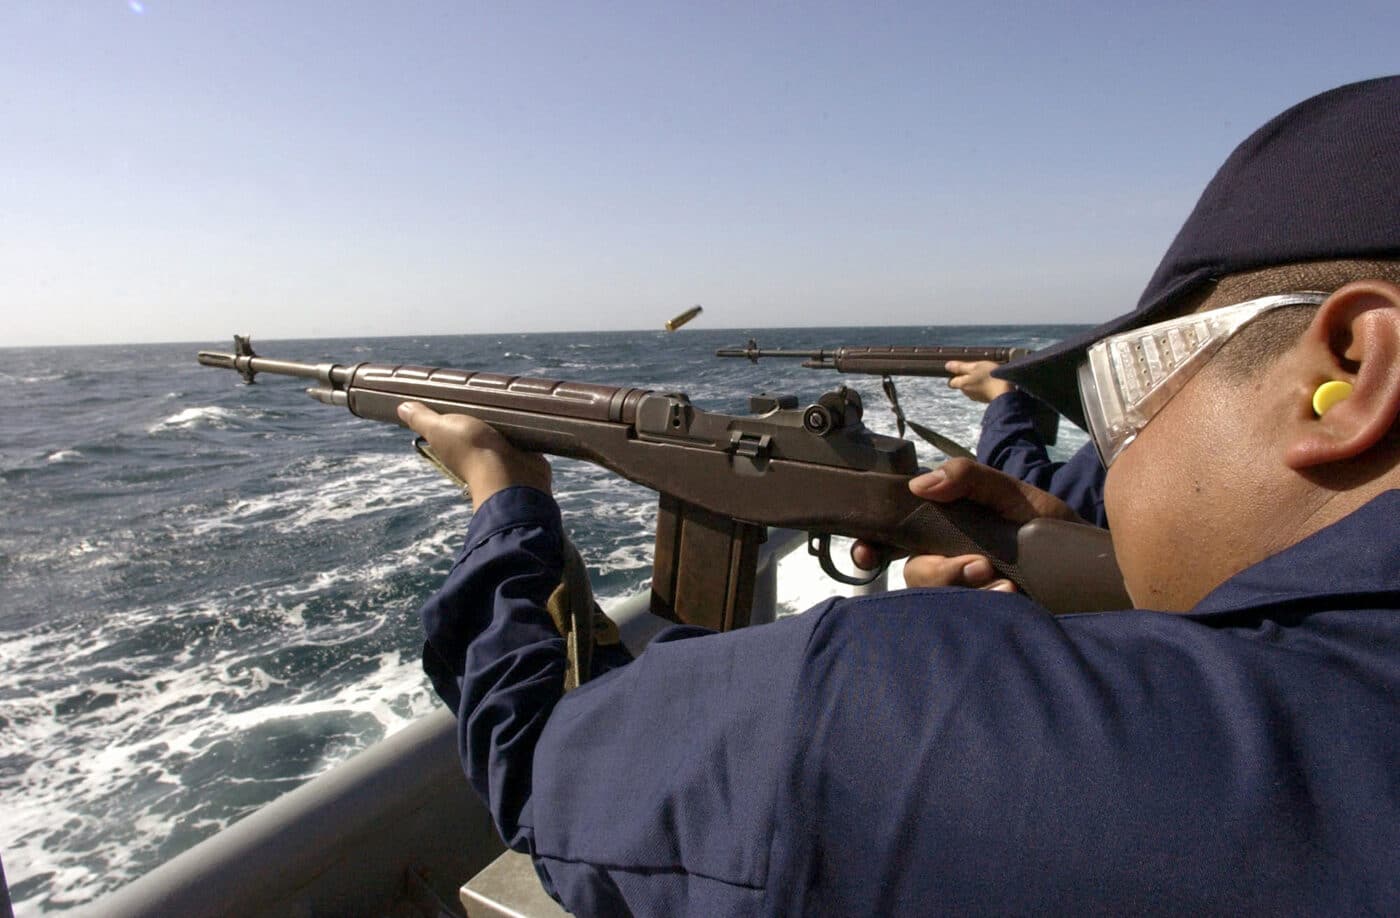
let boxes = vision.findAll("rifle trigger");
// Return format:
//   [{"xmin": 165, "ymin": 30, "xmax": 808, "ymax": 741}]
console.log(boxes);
[{"xmin": 808, "ymin": 533, "xmax": 884, "ymax": 587}]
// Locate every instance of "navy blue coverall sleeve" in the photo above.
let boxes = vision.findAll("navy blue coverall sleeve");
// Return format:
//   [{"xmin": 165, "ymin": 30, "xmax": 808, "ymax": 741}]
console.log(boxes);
[
  {"xmin": 419, "ymin": 486, "xmax": 823, "ymax": 914},
  {"xmin": 976, "ymin": 389, "xmax": 1107, "ymax": 526}
]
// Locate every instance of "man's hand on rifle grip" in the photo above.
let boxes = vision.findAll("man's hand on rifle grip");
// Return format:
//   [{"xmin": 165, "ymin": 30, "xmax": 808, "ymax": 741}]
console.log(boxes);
[
  {"xmin": 850, "ymin": 458, "xmax": 1084, "ymax": 592},
  {"xmin": 398, "ymin": 401, "xmax": 552, "ymax": 509}
]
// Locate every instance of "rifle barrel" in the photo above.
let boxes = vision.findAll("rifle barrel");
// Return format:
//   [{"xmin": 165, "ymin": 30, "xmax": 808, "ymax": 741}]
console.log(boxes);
[
  {"xmin": 197, "ymin": 351, "xmax": 352, "ymax": 385},
  {"xmin": 714, "ymin": 344, "xmax": 1031, "ymax": 377},
  {"xmin": 713, "ymin": 346, "xmax": 826, "ymax": 360}
]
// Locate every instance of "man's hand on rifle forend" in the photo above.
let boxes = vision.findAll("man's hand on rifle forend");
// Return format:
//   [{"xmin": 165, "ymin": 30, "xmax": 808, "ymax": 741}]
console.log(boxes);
[
  {"xmin": 397, "ymin": 401, "xmax": 552, "ymax": 509},
  {"xmin": 851, "ymin": 458, "xmax": 1084, "ymax": 592},
  {"xmin": 945, "ymin": 360, "xmax": 1015, "ymax": 404}
]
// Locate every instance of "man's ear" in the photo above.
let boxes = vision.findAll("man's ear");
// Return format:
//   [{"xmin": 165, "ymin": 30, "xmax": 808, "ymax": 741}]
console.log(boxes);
[{"xmin": 1285, "ymin": 280, "xmax": 1400, "ymax": 470}]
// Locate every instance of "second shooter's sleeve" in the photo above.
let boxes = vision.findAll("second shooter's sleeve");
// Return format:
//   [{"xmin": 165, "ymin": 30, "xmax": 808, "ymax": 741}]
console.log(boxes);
[
  {"xmin": 977, "ymin": 389, "xmax": 1107, "ymax": 527},
  {"xmin": 418, "ymin": 485, "xmax": 822, "ymax": 915}
]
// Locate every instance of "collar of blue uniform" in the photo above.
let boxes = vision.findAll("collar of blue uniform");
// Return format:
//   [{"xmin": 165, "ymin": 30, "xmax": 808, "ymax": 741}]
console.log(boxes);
[{"xmin": 1184, "ymin": 490, "xmax": 1400, "ymax": 618}]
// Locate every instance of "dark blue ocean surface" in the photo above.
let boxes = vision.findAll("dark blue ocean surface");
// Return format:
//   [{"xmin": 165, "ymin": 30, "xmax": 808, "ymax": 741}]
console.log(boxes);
[{"xmin": 0, "ymin": 326, "xmax": 1087, "ymax": 912}]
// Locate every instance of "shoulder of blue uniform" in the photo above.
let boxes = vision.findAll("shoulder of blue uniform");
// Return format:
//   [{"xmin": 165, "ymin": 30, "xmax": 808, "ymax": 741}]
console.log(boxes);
[
  {"xmin": 799, "ymin": 587, "xmax": 1072, "ymax": 669},
  {"xmin": 982, "ymin": 388, "xmax": 1046, "ymax": 425}
]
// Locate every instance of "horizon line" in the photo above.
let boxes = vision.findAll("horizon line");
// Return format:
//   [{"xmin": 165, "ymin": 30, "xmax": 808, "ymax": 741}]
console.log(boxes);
[{"xmin": 1, "ymin": 320, "xmax": 1096, "ymax": 351}]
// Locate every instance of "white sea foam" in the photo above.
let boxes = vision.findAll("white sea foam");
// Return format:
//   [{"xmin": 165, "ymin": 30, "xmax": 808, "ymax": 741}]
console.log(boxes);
[
  {"xmin": 190, "ymin": 454, "xmax": 464, "ymax": 536},
  {"xmin": 267, "ymin": 511, "xmax": 466, "ymax": 605},
  {"xmin": 147, "ymin": 405, "xmax": 247, "ymax": 433},
  {"xmin": 220, "ymin": 653, "xmax": 433, "ymax": 736},
  {"xmin": 0, "ymin": 588, "xmax": 437, "ymax": 910},
  {"xmin": 0, "ymin": 492, "xmax": 490, "ymax": 906},
  {"xmin": 9, "ymin": 532, "xmax": 127, "ymax": 572},
  {"xmin": 7, "ymin": 372, "xmax": 66, "ymax": 385},
  {"xmin": 3, "ymin": 523, "xmax": 451, "ymax": 905},
  {"xmin": 46, "ymin": 449, "xmax": 83, "ymax": 463},
  {"xmin": 593, "ymin": 542, "xmax": 653, "ymax": 575}
]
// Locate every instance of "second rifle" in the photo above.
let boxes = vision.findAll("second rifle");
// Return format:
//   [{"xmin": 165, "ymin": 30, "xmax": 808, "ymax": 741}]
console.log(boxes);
[{"xmin": 718, "ymin": 340, "xmax": 1061, "ymax": 455}]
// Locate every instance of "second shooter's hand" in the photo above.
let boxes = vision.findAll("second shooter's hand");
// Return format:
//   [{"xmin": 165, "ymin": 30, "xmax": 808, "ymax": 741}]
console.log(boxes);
[
  {"xmin": 398, "ymin": 401, "xmax": 552, "ymax": 509},
  {"xmin": 851, "ymin": 458, "xmax": 1086, "ymax": 592},
  {"xmin": 945, "ymin": 359, "xmax": 1015, "ymax": 404}
]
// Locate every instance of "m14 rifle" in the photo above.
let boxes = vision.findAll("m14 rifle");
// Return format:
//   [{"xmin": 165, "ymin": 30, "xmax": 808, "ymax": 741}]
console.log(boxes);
[
  {"xmin": 715, "ymin": 341, "xmax": 1031, "ymax": 377},
  {"xmin": 718, "ymin": 340, "xmax": 1060, "ymax": 455},
  {"xmin": 199, "ymin": 337, "xmax": 1127, "ymax": 633}
]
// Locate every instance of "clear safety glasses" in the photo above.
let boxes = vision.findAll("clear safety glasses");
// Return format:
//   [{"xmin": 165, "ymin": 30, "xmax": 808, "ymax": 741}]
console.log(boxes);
[{"xmin": 1077, "ymin": 291, "xmax": 1330, "ymax": 468}]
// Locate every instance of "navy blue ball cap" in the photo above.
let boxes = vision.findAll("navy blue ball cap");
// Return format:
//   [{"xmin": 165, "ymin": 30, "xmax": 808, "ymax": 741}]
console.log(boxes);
[{"xmin": 997, "ymin": 75, "xmax": 1400, "ymax": 430}]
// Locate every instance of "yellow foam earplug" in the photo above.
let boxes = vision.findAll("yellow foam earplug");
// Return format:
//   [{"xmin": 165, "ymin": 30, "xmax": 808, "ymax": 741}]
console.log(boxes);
[{"xmin": 1312, "ymin": 380, "xmax": 1353, "ymax": 417}]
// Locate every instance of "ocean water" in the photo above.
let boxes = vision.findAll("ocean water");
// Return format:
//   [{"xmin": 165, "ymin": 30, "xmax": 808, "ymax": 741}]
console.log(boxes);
[{"xmin": 0, "ymin": 325, "xmax": 1087, "ymax": 912}]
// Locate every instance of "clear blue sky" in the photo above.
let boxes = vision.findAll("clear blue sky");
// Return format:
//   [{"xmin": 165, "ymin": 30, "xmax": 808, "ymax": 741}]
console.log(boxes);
[{"xmin": 2, "ymin": 1, "xmax": 1396, "ymax": 345}]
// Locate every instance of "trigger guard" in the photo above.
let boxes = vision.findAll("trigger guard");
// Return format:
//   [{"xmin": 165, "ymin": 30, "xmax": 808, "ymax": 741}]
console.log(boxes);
[{"xmin": 808, "ymin": 533, "xmax": 884, "ymax": 587}]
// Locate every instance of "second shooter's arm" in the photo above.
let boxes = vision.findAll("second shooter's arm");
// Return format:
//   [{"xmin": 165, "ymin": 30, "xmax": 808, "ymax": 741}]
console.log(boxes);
[{"xmin": 199, "ymin": 338, "xmax": 1128, "ymax": 628}]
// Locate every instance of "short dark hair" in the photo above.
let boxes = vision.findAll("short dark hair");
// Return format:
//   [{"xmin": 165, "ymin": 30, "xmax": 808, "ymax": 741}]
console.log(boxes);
[{"xmin": 1185, "ymin": 259, "xmax": 1400, "ymax": 377}]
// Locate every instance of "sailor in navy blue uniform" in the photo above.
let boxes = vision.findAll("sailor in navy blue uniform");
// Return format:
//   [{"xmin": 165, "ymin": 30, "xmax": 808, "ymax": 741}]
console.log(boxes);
[
  {"xmin": 937, "ymin": 327, "xmax": 1105, "ymax": 527},
  {"xmin": 406, "ymin": 77, "xmax": 1400, "ymax": 916},
  {"xmin": 948, "ymin": 368, "xmax": 1107, "ymax": 527}
]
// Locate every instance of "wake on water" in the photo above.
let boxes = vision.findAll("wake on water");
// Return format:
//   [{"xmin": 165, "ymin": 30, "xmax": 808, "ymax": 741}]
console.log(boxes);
[{"xmin": 0, "ymin": 327, "xmax": 1086, "ymax": 912}]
